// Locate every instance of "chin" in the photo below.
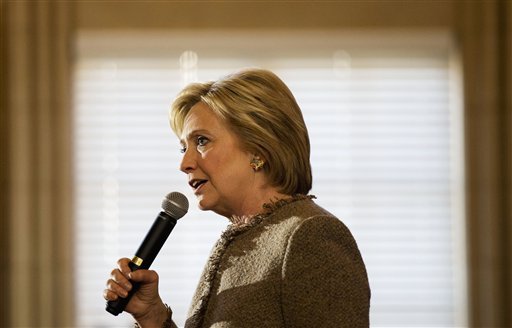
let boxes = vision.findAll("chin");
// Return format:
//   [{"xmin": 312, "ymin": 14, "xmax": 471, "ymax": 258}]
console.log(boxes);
[
  {"xmin": 196, "ymin": 200, "xmax": 209, "ymax": 211},
  {"xmin": 197, "ymin": 197, "xmax": 230, "ymax": 217},
  {"xmin": 196, "ymin": 195, "xmax": 214, "ymax": 212}
]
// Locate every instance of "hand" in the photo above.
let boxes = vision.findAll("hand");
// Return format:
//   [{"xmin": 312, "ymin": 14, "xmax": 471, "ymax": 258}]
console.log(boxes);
[{"xmin": 104, "ymin": 258, "xmax": 168, "ymax": 326}]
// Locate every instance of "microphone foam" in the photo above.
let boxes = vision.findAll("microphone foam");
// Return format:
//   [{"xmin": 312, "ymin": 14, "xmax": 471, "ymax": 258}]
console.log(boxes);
[{"xmin": 162, "ymin": 192, "xmax": 189, "ymax": 219}]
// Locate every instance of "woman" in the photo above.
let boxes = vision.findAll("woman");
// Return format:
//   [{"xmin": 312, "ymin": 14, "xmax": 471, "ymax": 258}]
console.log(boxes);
[{"xmin": 104, "ymin": 68, "xmax": 371, "ymax": 327}]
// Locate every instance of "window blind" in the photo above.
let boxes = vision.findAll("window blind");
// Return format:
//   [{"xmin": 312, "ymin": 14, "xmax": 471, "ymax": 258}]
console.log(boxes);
[{"xmin": 74, "ymin": 31, "xmax": 466, "ymax": 327}]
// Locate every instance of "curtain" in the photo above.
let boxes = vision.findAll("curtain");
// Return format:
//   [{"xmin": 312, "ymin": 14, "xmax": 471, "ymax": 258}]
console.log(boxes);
[
  {"xmin": 1, "ymin": 1, "xmax": 75, "ymax": 327},
  {"xmin": 457, "ymin": 0, "xmax": 512, "ymax": 326}
]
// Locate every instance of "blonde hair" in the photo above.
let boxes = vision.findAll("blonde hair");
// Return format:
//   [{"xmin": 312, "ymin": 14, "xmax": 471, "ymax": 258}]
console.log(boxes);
[{"xmin": 170, "ymin": 68, "xmax": 312, "ymax": 195}]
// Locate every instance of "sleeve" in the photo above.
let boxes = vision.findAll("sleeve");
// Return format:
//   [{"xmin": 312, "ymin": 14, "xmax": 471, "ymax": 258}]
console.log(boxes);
[
  {"xmin": 133, "ymin": 303, "xmax": 178, "ymax": 328},
  {"xmin": 280, "ymin": 215, "xmax": 371, "ymax": 328}
]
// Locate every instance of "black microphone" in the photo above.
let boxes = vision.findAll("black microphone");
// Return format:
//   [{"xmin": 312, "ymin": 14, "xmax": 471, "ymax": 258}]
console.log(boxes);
[{"xmin": 106, "ymin": 191, "xmax": 189, "ymax": 316}]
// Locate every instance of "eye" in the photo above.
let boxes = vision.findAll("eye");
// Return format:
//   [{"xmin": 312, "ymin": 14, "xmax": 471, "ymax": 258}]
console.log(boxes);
[
  {"xmin": 179, "ymin": 142, "xmax": 187, "ymax": 153},
  {"xmin": 196, "ymin": 136, "xmax": 209, "ymax": 147}
]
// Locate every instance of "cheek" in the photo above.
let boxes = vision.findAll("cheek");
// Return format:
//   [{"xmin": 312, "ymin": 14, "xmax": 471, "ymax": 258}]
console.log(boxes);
[
  {"xmin": 199, "ymin": 141, "xmax": 252, "ymax": 180},
  {"xmin": 200, "ymin": 151, "xmax": 231, "ymax": 180},
  {"xmin": 211, "ymin": 153, "xmax": 251, "ymax": 182}
]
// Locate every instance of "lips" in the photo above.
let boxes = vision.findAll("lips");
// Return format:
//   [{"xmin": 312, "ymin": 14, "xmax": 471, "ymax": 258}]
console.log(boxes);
[{"xmin": 189, "ymin": 178, "xmax": 208, "ymax": 191}]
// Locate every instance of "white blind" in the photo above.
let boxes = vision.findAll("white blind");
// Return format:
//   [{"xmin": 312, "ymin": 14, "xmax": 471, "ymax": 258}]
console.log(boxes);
[{"xmin": 74, "ymin": 31, "xmax": 466, "ymax": 327}]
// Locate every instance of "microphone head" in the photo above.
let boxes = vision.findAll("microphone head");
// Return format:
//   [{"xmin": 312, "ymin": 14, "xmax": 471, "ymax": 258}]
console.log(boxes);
[{"xmin": 162, "ymin": 192, "xmax": 189, "ymax": 219}]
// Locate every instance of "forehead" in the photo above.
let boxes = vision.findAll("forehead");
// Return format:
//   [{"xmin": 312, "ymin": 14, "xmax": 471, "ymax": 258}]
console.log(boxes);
[{"xmin": 180, "ymin": 102, "xmax": 227, "ymax": 140}]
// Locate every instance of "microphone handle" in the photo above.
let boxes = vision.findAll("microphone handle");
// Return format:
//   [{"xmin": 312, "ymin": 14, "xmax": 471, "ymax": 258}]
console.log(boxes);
[{"xmin": 105, "ymin": 211, "xmax": 177, "ymax": 316}]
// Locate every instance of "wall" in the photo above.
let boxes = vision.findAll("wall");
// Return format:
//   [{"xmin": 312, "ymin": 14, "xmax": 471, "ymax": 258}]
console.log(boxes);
[{"xmin": 76, "ymin": 1, "xmax": 453, "ymax": 30}]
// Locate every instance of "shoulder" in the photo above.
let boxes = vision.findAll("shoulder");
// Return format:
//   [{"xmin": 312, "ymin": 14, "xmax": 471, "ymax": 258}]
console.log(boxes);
[
  {"xmin": 269, "ymin": 196, "xmax": 354, "ymax": 242},
  {"xmin": 265, "ymin": 197, "xmax": 365, "ymax": 265},
  {"xmin": 281, "ymin": 200, "xmax": 364, "ymax": 269},
  {"xmin": 277, "ymin": 198, "xmax": 371, "ymax": 326}
]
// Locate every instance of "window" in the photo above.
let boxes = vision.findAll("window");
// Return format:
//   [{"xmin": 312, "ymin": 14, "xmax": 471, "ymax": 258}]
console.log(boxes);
[{"xmin": 74, "ymin": 31, "xmax": 466, "ymax": 327}]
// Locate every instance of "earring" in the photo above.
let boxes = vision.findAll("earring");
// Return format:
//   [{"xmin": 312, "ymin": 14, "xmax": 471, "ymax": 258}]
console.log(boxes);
[{"xmin": 250, "ymin": 156, "xmax": 265, "ymax": 171}]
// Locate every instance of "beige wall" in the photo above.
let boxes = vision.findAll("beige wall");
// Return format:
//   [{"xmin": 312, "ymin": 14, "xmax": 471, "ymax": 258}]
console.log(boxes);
[{"xmin": 76, "ymin": 1, "xmax": 453, "ymax": 30}]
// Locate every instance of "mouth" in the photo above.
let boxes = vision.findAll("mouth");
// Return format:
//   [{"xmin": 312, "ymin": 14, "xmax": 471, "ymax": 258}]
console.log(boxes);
[{"xmin": 189, "ymin": 179, "xmax": 208, "ymax": 191}]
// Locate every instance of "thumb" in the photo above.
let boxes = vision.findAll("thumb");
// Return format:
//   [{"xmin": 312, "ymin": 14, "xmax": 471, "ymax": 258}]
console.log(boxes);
[
  {"xmin": 122, "ymin": 269, "xmax": 163, "ymax": 317},
  {"xmin": 128, "ymin": 269, "xmax": 161, "ymax": 308},
  {"xmin": 129, "ymin": 269, "xmax": 159, "ymax": 284}
]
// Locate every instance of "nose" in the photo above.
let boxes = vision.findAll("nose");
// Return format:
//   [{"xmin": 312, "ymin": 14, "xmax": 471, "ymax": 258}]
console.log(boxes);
[{"xmin": 180, "ymin": 147, "xmax": 197, "ymax": 173}]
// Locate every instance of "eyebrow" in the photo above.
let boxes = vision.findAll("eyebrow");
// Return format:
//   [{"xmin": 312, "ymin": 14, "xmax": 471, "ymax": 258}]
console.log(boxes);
[{"xmin": 179, "ymin": 129, "xmax": 210, "ymax": 144}]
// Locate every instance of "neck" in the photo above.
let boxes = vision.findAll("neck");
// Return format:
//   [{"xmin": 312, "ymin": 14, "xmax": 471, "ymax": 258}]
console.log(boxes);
[{"xmin": 228, "ymin": 190, "xmax": 292, "ymax": 224}]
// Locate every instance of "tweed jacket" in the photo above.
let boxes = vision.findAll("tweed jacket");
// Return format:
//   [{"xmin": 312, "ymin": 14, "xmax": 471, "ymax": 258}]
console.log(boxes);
[{"xmin": 178, "ymin": 196, "xmax": 370, "ymax": 328}]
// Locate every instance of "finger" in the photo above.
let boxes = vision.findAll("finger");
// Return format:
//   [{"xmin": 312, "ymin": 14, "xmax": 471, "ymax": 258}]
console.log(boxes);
[
  {"xmin": 106, "ymin": 278, "xmax": 130, "ymax": 298},
  {"xmin": 103, "ymin": 288, "xmax": 121, "ymax": 301},
  {"xmin": 106, "ymin": 277, "xmax": 128, "ymax": 295},
  {"xmin": 110, "ymin": 269, "xmax": 132, "ymax": 291},
  {"xmin": 117, "ymin": 257, "xmax": 132, "ymax": 276}
]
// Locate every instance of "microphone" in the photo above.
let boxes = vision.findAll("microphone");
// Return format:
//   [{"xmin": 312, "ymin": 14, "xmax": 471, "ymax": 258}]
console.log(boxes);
[{"xmin": 106, "ymin": 191, "xmax": 189, "ymax": 316}]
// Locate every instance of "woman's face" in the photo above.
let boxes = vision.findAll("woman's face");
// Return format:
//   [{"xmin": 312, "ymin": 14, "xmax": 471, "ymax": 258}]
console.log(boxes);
[{"xmin": 179, "ymin": 102, "xmax": 257, "ymax": 218}]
